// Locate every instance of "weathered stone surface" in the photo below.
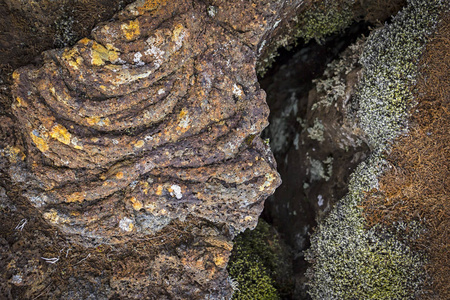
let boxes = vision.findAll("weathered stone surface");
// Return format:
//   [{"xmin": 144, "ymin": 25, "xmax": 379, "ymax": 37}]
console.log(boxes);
[{"xmin": 8, "ymin": 0, "xmax": 286, "ymax": 246}]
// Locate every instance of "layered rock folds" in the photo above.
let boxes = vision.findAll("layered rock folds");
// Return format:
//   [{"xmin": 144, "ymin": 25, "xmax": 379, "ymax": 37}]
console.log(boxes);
[{"xmin": 10, "ymin": 0, "xmax": 281, "ymax": 244}]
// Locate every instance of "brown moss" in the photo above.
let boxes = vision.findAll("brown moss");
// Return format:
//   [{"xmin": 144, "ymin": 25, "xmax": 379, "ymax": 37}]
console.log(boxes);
[
  {"xmin": 357, "ymin": 0, "xmax": 407, "ymax": 24},
  {"xmin": 361, "ymin": 9, "xmax": 450, "ymax": 299}
]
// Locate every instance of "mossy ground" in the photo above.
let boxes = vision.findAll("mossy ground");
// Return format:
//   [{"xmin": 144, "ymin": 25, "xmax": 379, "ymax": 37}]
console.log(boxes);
[
  {"xmin": 305, "ymin": 0, "xmax": 447, "ymax": 299},
  {"xmin": 362, "ymin": 8, "xmax": 450, "ymax": 298},
  {"xmin": 227, "ymin": 219, "xmax": 293, "ymax": 300}
]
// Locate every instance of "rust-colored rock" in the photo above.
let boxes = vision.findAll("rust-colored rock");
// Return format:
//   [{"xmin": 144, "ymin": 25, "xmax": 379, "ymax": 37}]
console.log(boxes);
[{"xmin": 8, "ymin": 0, "xmax": 286, "ymax": 246}]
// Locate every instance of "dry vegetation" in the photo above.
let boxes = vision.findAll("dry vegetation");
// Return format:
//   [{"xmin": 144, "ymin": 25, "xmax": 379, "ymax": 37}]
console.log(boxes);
[{"xmin": 362, "ymin": 10, "xmax": 449, "ymax": 299}]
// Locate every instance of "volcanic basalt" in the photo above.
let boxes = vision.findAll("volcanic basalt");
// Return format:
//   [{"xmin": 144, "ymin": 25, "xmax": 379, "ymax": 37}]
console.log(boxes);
[{"xmin": 6, "ymin": 0, "xmax": 298, "ymax": 246}]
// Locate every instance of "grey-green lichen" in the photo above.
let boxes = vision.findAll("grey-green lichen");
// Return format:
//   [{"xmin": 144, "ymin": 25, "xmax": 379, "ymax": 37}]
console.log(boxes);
[
  {"xmin": 305, "ymin": 155, "xmax": 427, "ymax": 299},
  {"xmin": 353, "ymin": 0, "xmax": 444, "ymax": 151},
  {"xmin": 305, "ymin": 0, "xmax": 446, "ymax": 299},
  {"xmin": 311, "ymin": 38, "xmax": 365, "ymax": 111},
  {"xmin": 306, "ymin": 118, "xmax": 325, "ymax": 142},
  {"xmin": 257, "ymin": 0, "xmax": 357, "ymax": 76},
  {"xmin": 296, "ymin": 0, "xmax": 355, "ymax": 44}
]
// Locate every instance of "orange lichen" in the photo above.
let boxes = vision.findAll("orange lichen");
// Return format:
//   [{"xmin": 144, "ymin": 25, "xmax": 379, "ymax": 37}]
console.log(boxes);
[
  {"xmin": 50, "ymin": 124, "xmax": 72, "ymax": 145},
  {"xmin": 15, "ymin": 96, "xmax": 28, "ymax": 108},
  {"xmin": 62, "ymin": 47, "xmax": 83, "ymax": 70},
  {"xmin": 129, "ymin": 197, "xmax": 143, "ymax": 210},
  {"xmin": 30, "ymin": 131, "xmax": 49, "ymax": 152},
  {"xmin": 43, "ymin": 209, "xmax": 60, "ymax": 224},
  {"xmin": 91, "ymin": 41, "xmax": 119, "ymax": 66},
  {"xmin": 136, "ymin": 0, "xmax": 167, "ymax": 14},
  {"xmin": 213, "ymin": 252, "xmax": 228, "ymax": 268},
  {"xmin": 155, "ymin": 185, "xmax": 163, "ymax": 196},
  {"xmin": 66, "ymin": 192, "xmax": 87, "ymax": 203},
  {"xmin": 86, "ymin": 116, "xmax": 103, "ymax": 126},
  {"xmin": 259, "ymin": 172, "xmax": 276, "ymax": 191},
  {"xmin": 121, "ymin": 19, "xmax": 140, "ymax": 41},
  {"xmin": 1, "ymin": 146, "xmax": 26, "ymax": 163},
  {"xmin": 134, "ymin": 140, "xmax": 145, "ymax": 148}
]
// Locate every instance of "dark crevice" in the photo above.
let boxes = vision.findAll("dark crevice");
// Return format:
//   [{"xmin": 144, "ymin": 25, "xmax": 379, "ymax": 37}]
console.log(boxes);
[{"xmin": 257, "ymin": 21, "xmax": 372, "ymax": 299}]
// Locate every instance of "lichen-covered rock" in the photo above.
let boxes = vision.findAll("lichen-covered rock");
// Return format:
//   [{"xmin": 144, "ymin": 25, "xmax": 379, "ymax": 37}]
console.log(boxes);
[
  {"xmin": 7, "ymin": 0, "xmax": 287, "ymax": 246},
  {"xmin": 305, "ymin": 0, "xmax": 447, "ymax": 298}
]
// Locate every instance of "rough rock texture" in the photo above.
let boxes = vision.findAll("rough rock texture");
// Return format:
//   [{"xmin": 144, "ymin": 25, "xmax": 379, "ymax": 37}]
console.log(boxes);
[
  {"xmin": 0, "ymin": 0, "xmax": 136, "ymax": 80},
  {"xmin": 0, "ymin": 188, "xmax": 235, "ymax": 299},
  {"xmin": 6, "ymin": 0, "xmax": 297, "ymax": 246}
]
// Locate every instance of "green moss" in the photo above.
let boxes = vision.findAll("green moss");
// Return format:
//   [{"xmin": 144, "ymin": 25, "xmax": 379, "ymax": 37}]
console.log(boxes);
[
  {"xmin": 305, "ymin": 1, "xmax": 446, "ymax": 299},
  {"xmin": 228, "ymin": 220, "xmax": 292, "ymax": 300}
]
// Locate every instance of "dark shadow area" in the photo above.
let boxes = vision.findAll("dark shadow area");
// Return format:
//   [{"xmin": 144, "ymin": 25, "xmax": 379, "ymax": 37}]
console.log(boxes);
[{"xmin": 258, "ymin": 21, "xmax": 372, "ymax": 299}]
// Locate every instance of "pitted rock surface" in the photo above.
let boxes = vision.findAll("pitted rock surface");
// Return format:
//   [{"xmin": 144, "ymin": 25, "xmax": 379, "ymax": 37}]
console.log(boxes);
[{"xmin": 8, "ymin": 0, "xmax": 289, "ymax": 245}]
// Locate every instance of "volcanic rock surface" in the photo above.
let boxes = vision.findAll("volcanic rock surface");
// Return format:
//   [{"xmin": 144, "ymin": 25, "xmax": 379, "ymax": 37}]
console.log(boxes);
[{"xmin": 7, "ymin": 0, "xmax": 292, "ymax": 246}]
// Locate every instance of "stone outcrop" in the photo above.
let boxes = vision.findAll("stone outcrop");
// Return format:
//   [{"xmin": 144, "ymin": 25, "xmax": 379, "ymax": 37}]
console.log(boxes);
[{"xmin": 7, "ymin": 0, "xmax": 290, "ymax": 246}]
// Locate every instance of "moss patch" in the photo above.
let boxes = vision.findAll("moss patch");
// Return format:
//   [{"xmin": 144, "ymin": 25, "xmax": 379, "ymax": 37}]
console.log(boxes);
[
  {"xmin": 305, "ymin": 0, "xmax": 446, "ymax": 299},
  {"xmin": 227, "ymin": 220, "xmax": 293, "ymax": 299}
]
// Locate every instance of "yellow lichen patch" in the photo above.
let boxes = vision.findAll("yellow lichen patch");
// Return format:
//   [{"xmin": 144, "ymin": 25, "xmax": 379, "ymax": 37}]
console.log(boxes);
[
  {"xmin": 155, "ymin": 185, "xmax": 163, "ymax": 196},
  {"xmin": 30, "ymin": 131, "xmax": 49, "ymax": 152},
  {"xmin": 15, "ymin": 96, "xmax": 28, "ymax": 108},
  {"xmin": 172, "ymin": 23, "xmax": 186, "ymax": 42},
  {"xmin": 62, "ymin": 47, "xmax": 83, "ymax": 70},
  {"xmin": 70, "ymin": 211, "xmax": 81, "ymax": 216},
  {"xmin": 91, "ymin": 41, "xmax": 120, "ymax": 66},
  {"xmin": 134, "ymin": 139, "xmax": 145, "ymax": 148},
  {"xmin": 43, "ymin": 209, "xmax": 60, "ymax": 224},
  {"xmin": 129, "ymin": 197, "xmax": 143, "ymax": 211},
  {"xmin": 115, "ymin": 171, "xmax": 124, "ymax": 179},
  {"xmin": 66, "ymin": 191, "xmax": 86, "ymax": 203},
  {"xmin": 86, "ymin": 116, "xmax": 101, "ymax": 126},
  {"xmin": 259, "ymin": 172, "xmax": 276, "ymax": 191},
  {"xmin": 78, "ymin": 38, "xmax": 90, "ymax": 45},
  {"xmin": 141, "ymin": 181, "xmax": 150, "ymax": 194},
  {"xmin": 136, "ymin": 0, "xmax": 167, "ymax": 14},
  {"xmin": 50, "ymin": 124, "xmax": 71, "ymax": 145},
  {"xmin": 121, "ymin": 19, "xmax": 140, "ymax": 41},
  {"xmin": 86, "ymin": 116, "xmax": 111, "ymax": 127},
  {"xmin": 244, "ymin": 216, "xmax": 253, "ymax": 222},
  {"xmin": 2, "ymin": 146, "xmax": 26, "ymax": 163},
  {"xmin": 71, "ymin": 138, "xmax": 83, "ymax": 150},
  {"xmin": 213, "ymin": 252, "xmax": 229, "ymax": 268},
  {"xmin": 176, "ymin": 108, "xmax": 190, "ymax": 132},
  {"xmin": 12, "ymin": 70, "xmax": 20, "ymax": 80},
  {"xmin": 99, "ymin": 117, "xmax": 110, "ymax": 126}
]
